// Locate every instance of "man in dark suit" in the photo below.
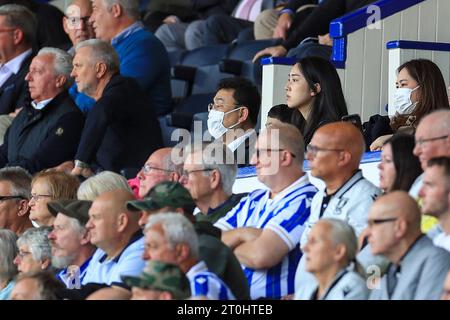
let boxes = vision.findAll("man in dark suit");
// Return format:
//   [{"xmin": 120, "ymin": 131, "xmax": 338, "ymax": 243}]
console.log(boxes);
[
  {"xmin": 0, "ymin": 4, "xmax": 35, "ymax": 116},
  {"xmin": 66, "ymin": 39, "xmax": 163, "ymax": 177},
  {"xmin": 0, "ymin": 47, "xmax": 85, "ymax": 174}
]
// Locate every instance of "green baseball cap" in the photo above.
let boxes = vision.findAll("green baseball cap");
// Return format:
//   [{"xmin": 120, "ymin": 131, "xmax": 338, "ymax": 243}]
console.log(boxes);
[
  {"xmin": 47, "ymin": 199, "xmax": 93, "ymax": 226},
  {"xmin": 122, "ymin": 260, "xmax": 191, "ymax": 299},
  {"xmin": 126, "ymin": 181, "xmax": 195, "ymax": 212}
]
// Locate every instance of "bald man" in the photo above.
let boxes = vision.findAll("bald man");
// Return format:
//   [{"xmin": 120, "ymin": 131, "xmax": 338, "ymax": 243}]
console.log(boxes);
[
  {"xmin": 136, "ymin": 147, "xmax": 182, "ymax": 199},
  {"xmin": 82, "ymin": 189, "xmax": 145, "ymax": 292},
  {"xmin": 410, "ymin": 109, "xmax": 450, "ymax": 197},
  {"xmin": 367, "ymin": 191, "xmax": 450, "ymax": 300},
  {"xmin": 215, "ymin": 124, "xmax": 317, "ymax": 299}
]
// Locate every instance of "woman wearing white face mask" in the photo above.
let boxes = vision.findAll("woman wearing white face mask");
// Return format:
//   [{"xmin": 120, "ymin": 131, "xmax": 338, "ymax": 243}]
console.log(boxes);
[{"xmin": 370, "ymin": 59, "xmax": 449, "ymax": 151}]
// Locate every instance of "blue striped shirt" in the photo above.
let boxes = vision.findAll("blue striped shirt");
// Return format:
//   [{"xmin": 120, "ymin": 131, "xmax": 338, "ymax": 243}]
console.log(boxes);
[
  {"xmin": 215, "ymin": 174, "xmax": 317, "ymax": 299},
  {"xmin": 186, "ymin": 261, "xmax": 236, "ymax": 300}
]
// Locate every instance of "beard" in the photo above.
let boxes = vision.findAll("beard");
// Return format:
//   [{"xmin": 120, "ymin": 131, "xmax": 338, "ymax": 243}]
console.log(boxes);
[{"xmin": 51, "ymin": 254, "xmax": 76, "ymax": 269}]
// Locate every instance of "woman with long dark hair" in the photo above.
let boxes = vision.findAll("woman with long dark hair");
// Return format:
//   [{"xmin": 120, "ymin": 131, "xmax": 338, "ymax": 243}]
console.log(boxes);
[{"xmin": 285, "ymin": 56, "xmax": 348, "ymax": 145}]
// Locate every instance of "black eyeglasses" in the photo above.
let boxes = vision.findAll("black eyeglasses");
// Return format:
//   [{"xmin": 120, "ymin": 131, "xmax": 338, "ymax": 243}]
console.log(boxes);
[
  {"xmin": 255, "ymin": 148, "xmax": 296, "ymax": 159},
  {"xmin": 0, "ymin": 195, "xmax": 24, "ymax": 202},
  {"xmin": 367, "ymin": 217, "xmax": 398, "ymax": 227},
  {"xmin": 415, "ymin": 134, "xmax": 449, "ymax": 146},
  {"xmin": 306, "ymin": 144, "xmax": 344, "ymax": 158}
]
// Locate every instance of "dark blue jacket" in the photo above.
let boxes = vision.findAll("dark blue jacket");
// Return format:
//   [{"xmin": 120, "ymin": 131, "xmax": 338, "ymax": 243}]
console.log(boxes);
[
  {"xmin": 75, "ymin": 74, "xmax": 163, "ymax": 173},
  {"xmin": 0, "ymin": 91, "xmax": 85, "ymax": 173}
]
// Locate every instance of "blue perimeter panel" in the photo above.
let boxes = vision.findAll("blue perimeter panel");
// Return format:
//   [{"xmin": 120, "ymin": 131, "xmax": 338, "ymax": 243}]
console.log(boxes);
[
  {"xmin": 386, "ymin": 40, "xmax": 450, "ymax": 52},
  {"xmin": 237, "ymin": 151, "xmax": 381, "ymax": 178}
]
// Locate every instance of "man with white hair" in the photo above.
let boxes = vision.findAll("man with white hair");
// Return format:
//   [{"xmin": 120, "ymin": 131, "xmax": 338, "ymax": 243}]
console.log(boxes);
[
  {"xmin": 64, "ymin": 39, "xmax": 162, "ymax": 177},
  {"xmin": 0, "ymin": 47, "xmax": 85, "ymax": 173}
]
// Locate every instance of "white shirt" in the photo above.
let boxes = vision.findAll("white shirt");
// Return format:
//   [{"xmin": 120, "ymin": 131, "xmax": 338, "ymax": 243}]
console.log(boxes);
[
  {"xmin": 31, "ymin": 98, "xmax": 53, "ymax": 110},
  {"xmin": 0, "ymin": 49, "xmax": 32, "ymax": 87}
]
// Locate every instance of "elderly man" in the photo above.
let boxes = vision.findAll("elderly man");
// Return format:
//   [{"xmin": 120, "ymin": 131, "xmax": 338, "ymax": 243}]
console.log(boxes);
[
  {"xmin": 215, "ymin": 124, "xmax": 317, "ymax": 299},
  {"xmin": 442, "ymin": 271, "xmax": 450, "ymax": 300},
  {"xmin": 64, "ymin": 39, "xmax": 163, "ymax": 177},
  {"xmin": 0, "ymin": 167, "xmax": 32, "ymax": 235},
  {"xmin": 181, "ymin": 141, "xmax": 246, "ymax": 224},
  {"xmin": 207, "ymin": 78, "xmax": 260, "ymax": 167},
  {"xmin": 0, "ymin": 4, "xmax": 35, "ymax": 116},
  {"xmin": 89, "ymin": 0, "xmax": 171, "ymax": 116},
  {"xmin": 10, "ymin": 271, "xmax": 64, "ymax": 300},
  {"xmin": 136, "ymin": 147, "xmax": 181, "ymax": 199},
  {"xmin": 81, "ymin": 189, "xmax": 144, "ymax": 299},
  {"xmin": 419, "ymin": 157, "xmax": 450, "ymax": 252},
  {"xmin": 144, "ymin": 213, "xmax": 235, "ymax": 299},
  {"xmin": 127, "ymin": 181, "xmax": 250, "ymax": 300},
  {"xmin": 368, "ymin": 191, "xmax": 450, "ymax": 300},
  {"xmin": 47, "ymin": 199, "xmax": 96, "ymax": 288},
  {"xmin": 0, "ymin": 47, "xmax": 85, "ymax": 174},
  {"xmin": 410, "ymin": 109, "xmax": 450, "ymax": 197}
]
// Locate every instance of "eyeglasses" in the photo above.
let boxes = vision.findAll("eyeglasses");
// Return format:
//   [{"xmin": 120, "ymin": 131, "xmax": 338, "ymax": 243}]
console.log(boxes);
[
  {"xmin": 181, "ymin": 168, "xmax": 214, "ymax": 178},
  {"xmin": 306, "ymin": 144, "xmax": 344, "ymax": 158},
  {"xmin": 415, "ymin": 134, "xmax": 449, "ymax": 147},
  {"xmin": 367, "ymin": 217, "xmax": 398, "ymax": 228},
  {"xmin": 141, "ymin": 164, "xmax": 173, "ymax": 175},
  {"xmin": 30, "ymin": 193, "xmax": 53, "ymax": 201},
  {"xmin": 17, "ymin": 250, "xmax": 32, "ymax": 259},
  {"xmin": 254, "ymin": 148, "xmax": 296, "ymax": 159},
  {"xmin": 0, "ymin": 195, "xmax": 24, "ymax": 202},
  {"xmin": 207, "ymin": 103, "xmax": 241, "ymax": 112},
  {"xmin": 65, "ymin": 16, "xmax": 91, "ymax": 27}
]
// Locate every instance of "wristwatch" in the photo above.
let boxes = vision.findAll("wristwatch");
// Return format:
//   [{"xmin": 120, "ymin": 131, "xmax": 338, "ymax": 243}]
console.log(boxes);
[{"xmin": 74, "ymin": 160, "xmax": 90, "ymax": 169}]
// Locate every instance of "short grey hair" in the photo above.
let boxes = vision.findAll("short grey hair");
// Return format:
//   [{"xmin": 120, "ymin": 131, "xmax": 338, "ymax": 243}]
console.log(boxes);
[
  {"xmin": 0, "ymin": 229, "xmax": 18, "ymax": 283},
  {"xmin": 0, "ymin": 4, "xmax": 36, "ymax": 45},
  {"xmin": 145, "ymin": 213, "xmax": 199, "ymax": 260},
  {"xmin": 37, "ymin": 47, "xmax": 74, "ymax": 89},
  {"xmin": 17, "ymin": 227, "xmax": 52, "ymax": 262},
  {"xmin": 0, "ymin": 167, "xmax": 32, "ymax": 200},
  {"xmin": 77, "ymin": 171, "xmax": 132, "ymax": 200},
  {"xmin": 184, "ymin": 142, "xmax": 237, "ymax": 195},
  {"xmin": 320, "ymin": 218, "xmax": 358, "ymax": 265},
  {"xmin": 75, "ymin": 39, "xmax": 120, "ymax": 74},
  {"xmin": 104, "ymin": 0, "xmax": 140, "ymax": 20}
]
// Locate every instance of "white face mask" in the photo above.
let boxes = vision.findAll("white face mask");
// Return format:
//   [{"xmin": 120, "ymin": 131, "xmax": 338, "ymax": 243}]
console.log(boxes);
[
  {"xmin": 207, "ymin": 107, "xmax": 242, "ymax": 139},
  {"xmin": 393, "ymin": 86, "xmax": 419, "ymax": 115}
]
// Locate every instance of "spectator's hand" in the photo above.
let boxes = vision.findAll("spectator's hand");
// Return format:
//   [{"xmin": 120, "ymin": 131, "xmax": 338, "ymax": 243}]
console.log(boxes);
[
  {"xmin": 318, "ymin": 33, "xmax": 333, "ymax": 47},
  {"xmin": 163, "ymin": 15, "xmax": 180, "ymax": 24},
  {"xmin": 369, "ymin": 134, "xmax": 392, "ymax": 151},
  {"xmin": 272, "ymin": 13, "xmax": 292, "ymax": 40},
  {"xmin": 71, "ymin": 166, "xmax": 94, "ymax": 178},
  {"xmin": 281, "ymin": 294, "xmax": 294, "ymax": 300},
  {"xmin": 252, "ymin": 45, "xmax": 287, "ymax": 63},
  {"xmin": 48, "ymin": 160, "xmax": 75, "ymax": 173},
  {"xmin": 8, "ymin": 107, "xmax": 23, "ymax": 118}
]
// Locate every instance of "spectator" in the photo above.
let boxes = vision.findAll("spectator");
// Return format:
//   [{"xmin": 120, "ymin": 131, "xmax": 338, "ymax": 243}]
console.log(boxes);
[
  {"xmin": 47, "ymin": 199, "xmax": 96, "ymax": 288},
  {"xmin": 123, "ymin": 260, "xmax": 191, "ymax": 300},
  {"xmin": 419, "ymin": 157, "xmax": 450, "ymax": 252},
  {"xmin": 66, "ymin": 39, "xmax": 163, "ymax": 177},
  {"xmin": 0, "ymin": 47, "xmax": 85, "ymax": 174},
  {"xmin": 81, "ymin": 189, "xmax": 144, "ymax": 299},
  {"xmin": 89, "ymin": 0, "xmax": 172, "ymax": 116},
  {"xmin": 378, "ymin": 134, "xmax": 422, "ymax": 194},
  {"xmin": 181, "ymin": 142, "xmax": 246, "ymax": 224},
  {"xmin": 144, "ymin": 213, "xmax": 235, "ymax": 299},
  {"xmin": 136, "ymin": 147, "xmax": 181, "ymax": 199},
  {"xmin": 0, "ymin": 167, "xmax": 32, "ymax": 235},
  {"xmin": 208, "ymin": 77, "xmax": 260, "ymax": 167},
  {"xmin": 0, "ymin": 4, "xmax": 35, "ymax": 116},
  {"xmin": 14, "ymin": 226, "xmax": 52, "ymax": 274},
  {"xmin": 442, "ymin": 271, "xmax": 450, "ymax": 300},
  {"xmin": 297, "ymin": 219, "xmax": 369, "ymax": 300},
  {"xmin": 10, "ymin": 271, "xmax": 64, "ymax": 300},
  {"xmin": 29, "ymin": 171, "xmax": 80, "ymax": 227},
  {"xmin": 0, "ymin": 229, "xmax": 18, "ymax": 299},
  {"xmin": 265, "ymin": 103, "xmax": 294, "ymax": 128},
  {"xmin": 77, "ymin": 171, "xmax": 132, "ymax": 201},
  {"xmin": 215, "ymin": 124, "xmax": 317, "ymax": 299},
  {"xmin": 285, "ymin": 57, "xmax": 348, "ymax": 145},
  {"xmin": 370, "ymin": 59, "xmax": 449, "ymax": 150},
  {"xmin": 126, "ymin": 181, "xmax": 250, "ymax": 299},
  {"xmin": 368, "ymin": 191, "xmax": 450, "ymax": 300}
]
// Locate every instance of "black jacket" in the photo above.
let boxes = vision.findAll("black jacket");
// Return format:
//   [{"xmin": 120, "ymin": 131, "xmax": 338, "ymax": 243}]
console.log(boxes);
[
  {"xmin": 0, "ymin": 53, "xmax": 33, "ymax": 115},
  {"xmin": 75, "ymin": 74, "xmax": 163, "ymax": 173},
  {"xmin": 0, "ymin": 91, "xmax": 85, "ymax": 173}
]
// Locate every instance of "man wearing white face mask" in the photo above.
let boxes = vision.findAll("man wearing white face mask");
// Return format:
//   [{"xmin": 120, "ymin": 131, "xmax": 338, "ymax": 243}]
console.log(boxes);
[{"xmin": 207, "ymin": 77, "xmax": 260, "ymax": 167}]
